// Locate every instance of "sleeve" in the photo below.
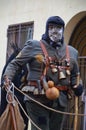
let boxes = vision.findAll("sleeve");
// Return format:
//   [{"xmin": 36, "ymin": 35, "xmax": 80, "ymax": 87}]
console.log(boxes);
[
  {"xmin": 3, "ymin": 40, "xmax": 34, "ymax": 80},
  {"xmin": 70, "ymin": 59, "xmax": 79, "ymax": 87},
  {"xmin": 70, "ymin": 59, "xmax": 83, "ymax": 96}
]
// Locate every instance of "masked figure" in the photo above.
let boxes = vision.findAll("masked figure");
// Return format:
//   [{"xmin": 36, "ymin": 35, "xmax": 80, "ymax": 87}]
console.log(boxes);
[{"xmin": 3, "ymin": 16, "xmax": 83, "ymax": 130}]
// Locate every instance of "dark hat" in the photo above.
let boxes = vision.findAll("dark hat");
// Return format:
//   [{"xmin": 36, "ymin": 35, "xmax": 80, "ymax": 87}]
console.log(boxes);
[
  {"xmin": 46, "ymin": 16, "xmax": 65, "ymax": 27},
  {"xmin": 42, "ymin": 16, "xmax": 65, "ymax": 42}
]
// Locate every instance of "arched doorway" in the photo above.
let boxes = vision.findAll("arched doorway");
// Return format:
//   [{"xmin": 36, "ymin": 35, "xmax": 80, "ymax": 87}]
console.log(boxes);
[
  {"xmin": 65, "ymin": 11, "xmax": 86, "ymax": 89},
  {"xmin": 69, "ymin": 14, "xmax": 86, "ymax": 130},
  {"xmin": 69, "ymin": 16, "xmax": 86, "ymax": 56},
  {"xmin": 63, "ymin": 12, "xmax": 86, "ymax": 130},
  {"xmin": 68, "ymin": 14, "xmax": 86, "ymax": 92}
]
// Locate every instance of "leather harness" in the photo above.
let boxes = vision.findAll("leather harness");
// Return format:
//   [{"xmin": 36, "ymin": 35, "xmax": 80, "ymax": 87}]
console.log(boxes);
[{"xmin": 27, "ymin": 41, "xmax": 71, "ymax": 92}]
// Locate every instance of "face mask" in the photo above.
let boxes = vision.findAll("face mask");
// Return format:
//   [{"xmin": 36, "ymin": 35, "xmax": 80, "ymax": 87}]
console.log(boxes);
[{"xmin": 48, "ymin": 24, "xmax": 63, "ymax": 43}]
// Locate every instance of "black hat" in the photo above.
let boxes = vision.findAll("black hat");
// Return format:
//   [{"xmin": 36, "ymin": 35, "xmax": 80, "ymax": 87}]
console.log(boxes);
[
  {"xmin": 42, "ymin": 16, "xmax": 65, "ymax": 42},
  {"xmin": 46, "ymin": 16, "xmax": 65, "ymax": 27}
]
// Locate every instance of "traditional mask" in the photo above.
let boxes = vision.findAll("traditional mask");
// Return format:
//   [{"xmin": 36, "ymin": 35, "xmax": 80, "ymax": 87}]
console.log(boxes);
[{"xmin": 48, "ymin": 24, "xmax": 63, "ymax": 43}]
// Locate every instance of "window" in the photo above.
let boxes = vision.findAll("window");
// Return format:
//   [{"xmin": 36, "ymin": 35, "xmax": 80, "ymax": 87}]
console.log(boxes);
[{"xmin": 6, "ymin": 21, "xmax": 34, "ymax": 61}]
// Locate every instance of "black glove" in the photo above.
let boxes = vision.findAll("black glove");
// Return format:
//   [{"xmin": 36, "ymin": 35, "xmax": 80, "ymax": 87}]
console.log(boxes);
[{"xmin": 73, "ymin": 84, "xmax": 83, "ymax": 96}]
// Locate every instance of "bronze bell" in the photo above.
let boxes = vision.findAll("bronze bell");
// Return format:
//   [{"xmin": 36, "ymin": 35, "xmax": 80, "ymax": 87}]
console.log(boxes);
[
  {"xmin": 59, "ymin": 71, "xmax": 66, "ymax": 79},
  {"xmin": 52, "ymin": 68, "xmax": 58, "ymax": 73},
  {"xmin": 66, "ymin": 69, "xmax": 70, "ymax": 75}
]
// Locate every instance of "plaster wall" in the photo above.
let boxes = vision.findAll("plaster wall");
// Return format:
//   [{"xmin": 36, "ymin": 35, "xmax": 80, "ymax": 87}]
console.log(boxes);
[{"xmin": 0, "ymin": 0, "xmax": 86, "ymax": 80}]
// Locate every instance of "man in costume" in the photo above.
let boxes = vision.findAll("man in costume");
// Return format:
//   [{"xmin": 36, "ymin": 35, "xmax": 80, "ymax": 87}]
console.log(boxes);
[{"xmin": 3, "ymin": 16, "xmax": 83, "ymax": 130}]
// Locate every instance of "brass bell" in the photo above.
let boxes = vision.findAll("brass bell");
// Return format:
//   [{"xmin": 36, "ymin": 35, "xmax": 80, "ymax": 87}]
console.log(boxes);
[
  {"xmin": 66, "ymin": 69, "xmax": 70, "ymax": 75},
  {"xmin": 52, "ymin": 68, "xmax": 58, "ymax": 73},
  {"xmin": 59, "ymin": 71, "xmax": 66, "ymax": 79}
]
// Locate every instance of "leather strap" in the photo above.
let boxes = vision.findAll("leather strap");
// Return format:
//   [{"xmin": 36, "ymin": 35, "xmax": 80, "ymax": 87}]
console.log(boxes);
[
  {"xmin": 28, "ymin": 81, "xmax": 68, "ymax": 91},
  {"xmin": 40, "ymin": 41, "xmax": 50, "ymax": 76},
  {"xmin": 40, "ymin": 41, "xmax": 70, "ymax": 63},
  {"xmin": 56, "ymin": 86, "xmax": 68, "ymax": 91},
  {"xmin": 40, "ymin": 41, "xmax": 48, "ymax": 58},
  {"xmin": 66, "ymin": 45, "xmax": 70, "ymax": 62}
]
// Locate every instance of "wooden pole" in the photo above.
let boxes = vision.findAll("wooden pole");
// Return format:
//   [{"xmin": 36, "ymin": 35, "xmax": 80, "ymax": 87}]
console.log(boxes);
[
  {"xmin": 74, "ymin": 96, "xmax": 78, "ymax": 130},
  {"xmin": 74, "ymin": 74, "xmax": 80, "ymax": 130}
]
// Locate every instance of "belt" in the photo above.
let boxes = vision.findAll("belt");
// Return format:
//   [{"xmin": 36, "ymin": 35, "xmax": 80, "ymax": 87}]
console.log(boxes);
[
  {"xmin": 28, "ymin": 81, "xmax": 68, "ymax": 91},
  {"xmin": 28, "ymin": 81, "xmax": 38, "ymax": 87},
  {"xmin": 56, "ymin": 86, "xmax": 68, "ymax": 91},
  {"xmin": 22, "ymin": 85, "xmax": 45, "ymax": 95}
]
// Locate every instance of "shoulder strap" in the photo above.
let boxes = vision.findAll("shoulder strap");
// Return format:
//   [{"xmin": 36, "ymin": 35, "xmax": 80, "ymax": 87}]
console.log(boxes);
[
  {"xmin": 40, "ymin": 41, "xmax": 50, "ymax": 76},
  {"xmin": 66, "ymin": 45, "xmax": 70, "ymax": 61},
  {"xmin": 40, "ymin": 41, "xmax": 48, "ymax": 58},
  {"xmin": 40, "ymin": 41, "xmax": 70, "ymax": 62},
  {"xmin": 66, "ymin": 45, "xmax": 70, "ymax": 67}
]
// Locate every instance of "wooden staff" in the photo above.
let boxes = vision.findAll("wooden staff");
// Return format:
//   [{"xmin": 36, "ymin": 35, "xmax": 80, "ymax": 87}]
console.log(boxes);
[
  {"xmin": 74, "ymin": 74, "xmax": 80, "ymax": 130},
  {"xmin": 74, "ymin": 96, "xmax": 78, "ymax": 130}
]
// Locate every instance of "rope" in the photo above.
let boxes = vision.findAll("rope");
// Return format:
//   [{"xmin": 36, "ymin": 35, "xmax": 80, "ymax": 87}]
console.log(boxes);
[
  {"xmin": 14, "ymin": 85, "xmax": 85, "ymax": 117},
  {"xmin": 5, "ymin": 83, "xmax": 42, "ymax": 130},
  {"xmin": 6, "ymin": 83, "xmax": 15, "ymax": 106}
]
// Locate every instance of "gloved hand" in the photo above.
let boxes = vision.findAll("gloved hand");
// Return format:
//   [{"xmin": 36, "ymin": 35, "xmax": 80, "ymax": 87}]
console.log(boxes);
[
  {"xmin": 73, "ymin": 84, "xmax": 83, "ymax": 96},
  {"xmin": 3, "ymin": 75, "xmax": 11, "ymax": 90}
]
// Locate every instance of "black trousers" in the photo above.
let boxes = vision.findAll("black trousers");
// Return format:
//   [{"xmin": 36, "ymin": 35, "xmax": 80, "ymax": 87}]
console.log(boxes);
[{"xmin": 25, "ymin": 93, "xmax": 65, "ymax": 130}]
